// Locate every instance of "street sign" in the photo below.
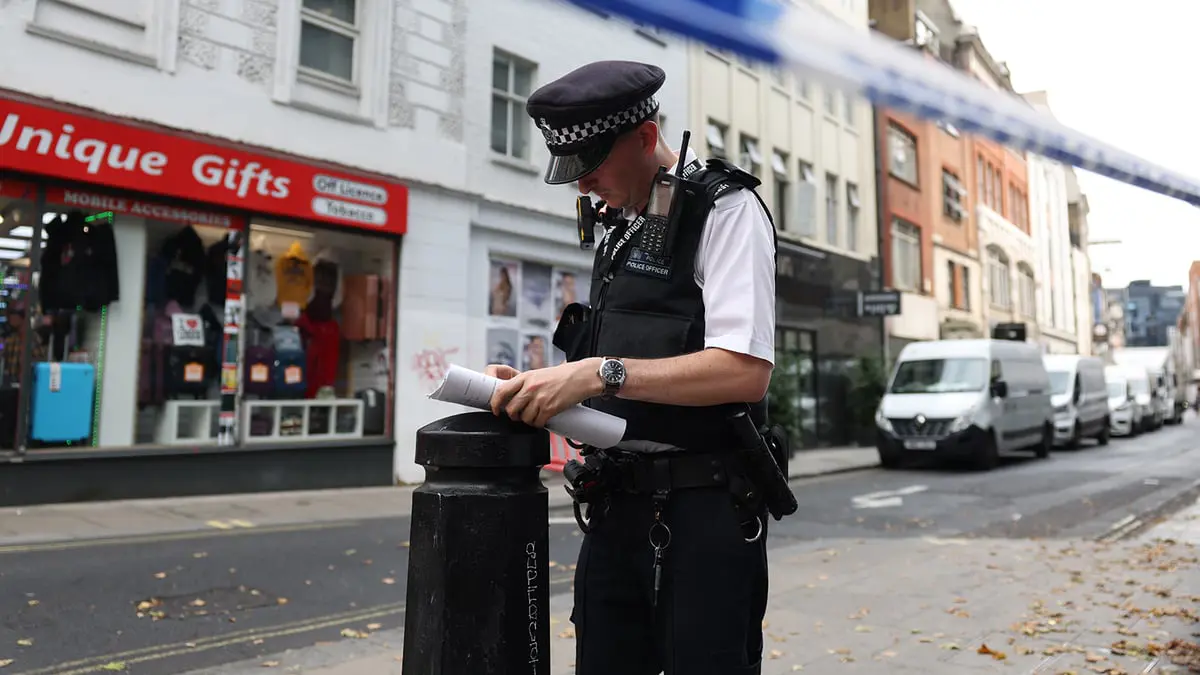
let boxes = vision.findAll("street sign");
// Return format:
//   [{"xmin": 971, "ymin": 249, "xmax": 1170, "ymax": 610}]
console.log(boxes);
[{"xmin": 858, "ymin": 290, "xmax": 902, "ymax": 317}]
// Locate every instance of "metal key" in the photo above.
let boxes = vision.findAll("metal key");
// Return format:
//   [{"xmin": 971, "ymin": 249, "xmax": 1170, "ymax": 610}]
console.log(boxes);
[{"xmin": 651, "ymin": 544, "xmax": 665, "ymax": 607}]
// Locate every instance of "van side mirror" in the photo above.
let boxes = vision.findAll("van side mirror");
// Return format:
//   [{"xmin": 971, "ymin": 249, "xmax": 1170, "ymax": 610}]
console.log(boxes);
[{"xmin": 991, "ymin": 380, "xmax": 1008, "ymax": 398}]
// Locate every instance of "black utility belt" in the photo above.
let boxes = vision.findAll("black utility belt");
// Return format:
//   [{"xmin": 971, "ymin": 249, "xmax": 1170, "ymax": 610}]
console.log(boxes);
[{"xmin": 609, "ymin": 450, "xmax": 733, "ymax": 494}]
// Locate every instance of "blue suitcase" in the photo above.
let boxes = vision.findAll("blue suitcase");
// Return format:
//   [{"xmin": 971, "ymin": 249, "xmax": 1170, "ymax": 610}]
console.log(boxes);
[{"xmin": 30, "ymin": 362, "xmax": 96, "ymax": 442}]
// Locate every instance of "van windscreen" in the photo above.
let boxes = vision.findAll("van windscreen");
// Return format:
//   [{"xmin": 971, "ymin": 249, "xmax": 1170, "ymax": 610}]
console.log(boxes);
[
  {"xmin": 889, "ymin": 358, "xmax": 988, "ymax": 394},
  {"xmin": 1106, "ymin": 381, "xmax": 1126, "ymax": 399},
  {"xmin": 1048, "ymin": 371, "xmax": 1072, "ymax": 395}
]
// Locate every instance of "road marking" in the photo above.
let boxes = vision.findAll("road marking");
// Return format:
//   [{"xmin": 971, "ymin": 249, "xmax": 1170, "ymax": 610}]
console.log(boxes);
[
  {"xmin": 0, "ymin": 521, "xmax": 356, "ymax": 555},
  {"xmin": 548, "ymin": 516, "xmax": 578, "ymax": 525},
  {"xmin": 851, "ymin": 484, "xmax": 928, "ymax": 509},
  {"xmin": 21, "ymin": 576, "xmax": 576, "ymax": 675},
  {"xmin": 206, "ymin": 519, "xmax": 255, "ymax": 530}
]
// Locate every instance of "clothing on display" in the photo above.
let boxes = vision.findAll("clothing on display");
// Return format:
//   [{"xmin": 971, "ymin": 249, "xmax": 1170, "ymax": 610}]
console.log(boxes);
[
  {"xmin": 275, "ymin": 242, "xmax": 313, "ymax": 311},
  {"xmin": 160, "ymin": 226, "xmax": 207, "ymax": 308},
  {"xmin": 39, "ymin": 210, "xmax": 119, "ymax": 312},
  {"xmin": 296, "ymin": 312, "xmax": 339, "ymax": 399}
]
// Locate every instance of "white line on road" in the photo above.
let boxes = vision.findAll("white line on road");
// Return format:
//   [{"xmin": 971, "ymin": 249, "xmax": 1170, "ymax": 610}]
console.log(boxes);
[
  {"xmin": 548, "ymin": 516, "xmax": 579, "ymax": 525},
  {"xmin": 851, "ymin": 485, "xmax": 928, "ymax": 509}
]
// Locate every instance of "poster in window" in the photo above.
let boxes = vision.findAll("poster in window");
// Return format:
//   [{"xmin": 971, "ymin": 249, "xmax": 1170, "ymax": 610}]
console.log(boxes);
[
  {"xmin": 489, "ymin": 259, "xmax": 519, "ymax": 318},
  {"xmin": 486, "ymin": 327, "xmax": 519, "ymax": 368},
  {"xmin": 520, "ymin": 262, "xmax": 553, "ymax": 330},
  {"xmin": 552, "ymin": 268, "xmax": 590, "ymax": 322},
  {"xmin": 521, "ymin": 332, "xmax": 550, "ymax": 371}
]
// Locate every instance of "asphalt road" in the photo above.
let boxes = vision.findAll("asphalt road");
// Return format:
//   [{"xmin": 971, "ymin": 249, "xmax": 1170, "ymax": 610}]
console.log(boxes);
[{"xmin": 1, "ymin": 420, "xmax": 1197, "ymax": 674}]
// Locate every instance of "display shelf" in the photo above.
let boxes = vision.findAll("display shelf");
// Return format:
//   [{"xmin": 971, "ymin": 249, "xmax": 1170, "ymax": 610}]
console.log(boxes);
[
  {"xmin": 154, "ymin": 400, "xmax": 220, "ymax": 445},
  {"xmin": 242, "ymin": 398, "xmax": 364, "ymax": 443}
]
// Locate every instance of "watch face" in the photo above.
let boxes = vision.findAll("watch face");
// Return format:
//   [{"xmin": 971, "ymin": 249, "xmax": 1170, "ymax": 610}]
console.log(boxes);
[{"xmin": 600, "ymin": 359, "xmax": 624, "ymax": 384}]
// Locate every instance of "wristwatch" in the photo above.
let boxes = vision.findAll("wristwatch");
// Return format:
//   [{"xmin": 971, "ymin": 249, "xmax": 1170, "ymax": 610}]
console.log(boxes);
[{"xmin": 598, "ymin": 357, "xmax": 626, "ymax": 399}]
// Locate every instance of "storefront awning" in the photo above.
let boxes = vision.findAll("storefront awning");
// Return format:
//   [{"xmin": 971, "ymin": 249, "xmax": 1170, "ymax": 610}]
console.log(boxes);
[{"xmin": 565, "ymin": 0, "xmax": 1200, "ymax": 207}]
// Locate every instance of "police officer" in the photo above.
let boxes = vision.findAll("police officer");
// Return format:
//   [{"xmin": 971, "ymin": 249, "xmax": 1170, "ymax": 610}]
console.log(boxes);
[{"xmin": 486, "ymin": 60, "xmax": 779, "ymax": 675}]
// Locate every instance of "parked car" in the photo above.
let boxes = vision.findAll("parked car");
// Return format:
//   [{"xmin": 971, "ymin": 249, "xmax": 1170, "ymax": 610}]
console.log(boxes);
[
  {"xmin": 875, "ymin": 339, "xmax": 1053, "ymax": 470},
  {"xmin": 1043, "ymin": 354, "xmax": 1110, "ymax": 449},
  {"xmin": 1104, "ymin": 365, "xmax": 1155, "ymax": 436}
]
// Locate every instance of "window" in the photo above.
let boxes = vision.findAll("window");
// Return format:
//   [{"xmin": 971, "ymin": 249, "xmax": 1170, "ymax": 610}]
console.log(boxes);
[
  {"xmin": 772, "ymin": 150, "xmax": 789, "ymax": 230},
  {"xmin": 825, "ymin": 173, "xmax": 839, "ymax": 246},
  {"xmin": 843, "ymin": 93, "xmax": 855, "ymax": 125},
  {"xmin": 942, "ymin": 169, "xmax": 966, "ymax": 222},
  {"xmin": 1018, "ymin": 264, "xmax": 1037, "ymax": 318},
  {"xmin": 891, "ymin": 219, "xmax": 921, "ymax": 292},
  {"xmin": 947, "ymin": 260, "xmax": 957, "ymax": 308},
  {"xmin": 823, "ymin": 86, "xmax": 838, "ymax": 116},
  {"xmin": 887, "ymin": 124, "xmax": 918, "ymax": 185},
  {"xmin": 992, "ymin": 171, "xmax": 1003, "ymax": 213},
  {"xmin": 706, "ymin": 120, "xmax": 727, "ymax": 159},
  {"xmin": 491, "ymin": 50, "xmax": 536, "ymax": 160},
  {"xmin": 299, "ymin": 0, "xmax": 359, "ymax": 84},
  {"xmin": 984, "ymin": 162, "xmax": 994, "ymax": 208},
  {"xmin": 487, "ymin": 259, "xmax": 591, "ymax": 368},
  {"xmin": 976, "ymin": 155, "xmax": 986, "ymax": 204},
  {"xmin": 740, "ymin": 135, "xmax": 763, "ymax": 176},
  {"xmin": 795, "ymin": 77, "xmax": 810, "ymax": 100},
  {"xmin": 987, "ymin": 246, "xmax": 1011, "ymax": 309},
  {"xmin": 242, "ymin": 221, "xmax": 397, "ymax": 443},
  {"xmin": 795, "ymin": 161, "xmax": 817, "ymax": 236},
  {"xmin": 962, "ymin": 266, "xmax": 971, "ymax": 310},
  {"xmin": 845, "ymin": 182, "xmax": 860, "ymax": 251}
]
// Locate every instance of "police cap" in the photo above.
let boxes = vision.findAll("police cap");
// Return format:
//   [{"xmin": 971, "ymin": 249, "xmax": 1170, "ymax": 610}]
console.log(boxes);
[{"xmin": 526, "ymin": 60, "xmax": 665, "ymax": 185}]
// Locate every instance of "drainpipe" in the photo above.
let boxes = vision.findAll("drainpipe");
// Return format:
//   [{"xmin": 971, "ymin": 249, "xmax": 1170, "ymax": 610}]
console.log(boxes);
[{"xmin": 871, "ymin": 104, "xmax": 889, "ymax": 369}]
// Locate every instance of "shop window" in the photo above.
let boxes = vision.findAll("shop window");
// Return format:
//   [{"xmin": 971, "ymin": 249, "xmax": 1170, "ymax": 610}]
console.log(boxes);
[
  {"xmin": 487, "ymin": 258, "xmax": 590, "ymax": 369},
  {"xmin": 0, "ymin": 181, "xmax": 38, "ymax": 451},
  {"xmin": 241, "ymin": 221, "xmax": 396, "ymax": 444}
]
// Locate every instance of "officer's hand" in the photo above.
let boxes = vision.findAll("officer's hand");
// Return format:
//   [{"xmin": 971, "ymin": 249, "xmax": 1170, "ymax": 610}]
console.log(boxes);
[
  {"xmin": 485, "ymin": 364, "xmax": 521, "ymax": 380},
  {"xmin": 489, "ymin": 359, "xmax": 601, "ymax": 429}
]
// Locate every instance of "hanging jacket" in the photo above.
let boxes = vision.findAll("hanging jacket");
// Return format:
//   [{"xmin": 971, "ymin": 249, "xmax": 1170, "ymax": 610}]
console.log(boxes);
[
  {"xmin": 39, "ymin": 210, "xmax": 120, "ymax": 312},
  {"xmin": 274, "ymin": 241, "xmax": 314, "ymax": 310},
  {"xmin": 160, "ymin": 225, "xmax": 206, "ymax": 309}
]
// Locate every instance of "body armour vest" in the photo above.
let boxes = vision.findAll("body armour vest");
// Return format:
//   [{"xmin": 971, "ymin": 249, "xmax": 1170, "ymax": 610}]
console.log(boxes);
[{"xmin": 573, "ymin": 158, "xmax": 777, "ymax": 452}]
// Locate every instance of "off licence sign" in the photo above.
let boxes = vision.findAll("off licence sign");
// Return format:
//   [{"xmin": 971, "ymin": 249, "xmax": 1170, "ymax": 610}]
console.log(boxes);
[{"xmin": 0, "ymin": 96, "xmax": 408, "ymax": 235}]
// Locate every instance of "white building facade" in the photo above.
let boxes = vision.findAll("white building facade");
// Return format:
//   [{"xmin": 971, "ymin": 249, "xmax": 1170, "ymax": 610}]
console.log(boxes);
[
  {"xmin": 978, "ymin": 203, "xmax": 1039, "ymax": 334},
  {"xmin": 0, "ymin": 0, "xmax": 687, "ymax": 489},
  {"xmin": 1023, "ymin": 93, "xmax": 1079, "ymax": 354},
  {"xmin": 688, "ymin": 0, "xmax": 885, "ymax": 449}
]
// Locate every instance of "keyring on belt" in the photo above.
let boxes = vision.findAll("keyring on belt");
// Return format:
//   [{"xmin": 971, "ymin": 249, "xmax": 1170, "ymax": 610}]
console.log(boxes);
[
  {"xmin": 743, "ymin": 515, "xmax": 764, "ymax": 544},
  {"xmin": 648, "ymin": 520, "xmax": 672, "ymax": 550}
]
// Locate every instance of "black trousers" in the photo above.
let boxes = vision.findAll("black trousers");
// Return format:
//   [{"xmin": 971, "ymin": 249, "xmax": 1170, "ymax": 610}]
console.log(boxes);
[{"xmin": 571, "ymin": 486, "xmax": 769, "ymax": 675}]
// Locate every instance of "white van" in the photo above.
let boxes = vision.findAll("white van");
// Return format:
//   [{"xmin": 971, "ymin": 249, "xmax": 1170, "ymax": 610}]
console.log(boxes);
[
  {"xmin": 1043, "ymin": 355, "xmax": 1111, "ymax": 448},
  {"xmin": 875, "ymin": 339, "xmax": 1054, "ymax": 470},
  {"xmin": 1104, "ymin": 365, "xmax": 1154, "ymax": 436}
]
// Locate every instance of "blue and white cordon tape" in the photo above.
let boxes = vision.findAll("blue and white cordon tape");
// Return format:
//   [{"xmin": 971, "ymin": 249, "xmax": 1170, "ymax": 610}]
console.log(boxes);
[{"xmin": 565, "ymin": 0, "xmax": 1200, "ymax": 207}]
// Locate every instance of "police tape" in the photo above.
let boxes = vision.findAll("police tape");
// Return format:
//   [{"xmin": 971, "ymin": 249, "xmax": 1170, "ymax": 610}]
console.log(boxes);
[{"xmin": 563, "ymin": 0, "xmax": 1200, "ymax": 207}]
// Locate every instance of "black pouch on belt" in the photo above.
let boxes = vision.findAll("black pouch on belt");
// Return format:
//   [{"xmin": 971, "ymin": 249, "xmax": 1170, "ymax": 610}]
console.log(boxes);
[{"xmin": 552, "ymin": 302, "xmax": 592, "ymax": 362}]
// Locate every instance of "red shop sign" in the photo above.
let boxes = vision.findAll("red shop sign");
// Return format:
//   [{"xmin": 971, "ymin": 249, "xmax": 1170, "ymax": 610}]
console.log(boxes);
[{"xmin": 0, "ymin": 97, "xmax": 408, "ymax": 235}]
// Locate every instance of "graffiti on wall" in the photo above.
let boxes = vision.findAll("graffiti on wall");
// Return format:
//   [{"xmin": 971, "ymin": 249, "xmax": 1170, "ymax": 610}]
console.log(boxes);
[{"xmin": 411, "ymin": 343, "xmax": 460, "ymax": 391}]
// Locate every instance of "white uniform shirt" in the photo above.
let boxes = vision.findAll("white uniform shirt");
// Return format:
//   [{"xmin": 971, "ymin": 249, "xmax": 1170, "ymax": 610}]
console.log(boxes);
[{"xmin": 617, "ymin": 148, "xmax": 777, "ymax": 364}]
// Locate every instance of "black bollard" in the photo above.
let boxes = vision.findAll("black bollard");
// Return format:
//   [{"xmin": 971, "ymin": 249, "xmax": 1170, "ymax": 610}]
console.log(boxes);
[{"xmin": 402, "ymin": 411, "xmax": 551, "ymax": 675}]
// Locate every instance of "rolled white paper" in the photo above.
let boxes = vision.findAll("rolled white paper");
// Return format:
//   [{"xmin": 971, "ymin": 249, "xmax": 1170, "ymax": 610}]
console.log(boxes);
[{"xmin": 428, "ymin": 364, "xmax": 627, "ymax": 449}]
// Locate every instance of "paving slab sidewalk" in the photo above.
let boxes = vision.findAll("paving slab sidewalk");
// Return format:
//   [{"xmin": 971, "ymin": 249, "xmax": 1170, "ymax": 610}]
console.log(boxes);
[
  {"xmin": 0, "ymin": 447, "xmax": 879, "ymax": 546},
  {"xmin": 185, "ymin": 501, "xmax": 1200, "ymax": 675}
]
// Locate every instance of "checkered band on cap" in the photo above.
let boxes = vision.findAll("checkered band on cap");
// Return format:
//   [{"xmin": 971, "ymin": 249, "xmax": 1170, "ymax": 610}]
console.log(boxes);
[{"xmin": 537, "ymin": 96, "xmax": 660, "ymax": 149}]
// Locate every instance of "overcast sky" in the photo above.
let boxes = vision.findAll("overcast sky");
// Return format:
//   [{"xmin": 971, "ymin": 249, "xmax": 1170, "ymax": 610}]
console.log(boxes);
[{"xmin": 946, "ymin": 0, "xmax": 1199, "ymax": 290}]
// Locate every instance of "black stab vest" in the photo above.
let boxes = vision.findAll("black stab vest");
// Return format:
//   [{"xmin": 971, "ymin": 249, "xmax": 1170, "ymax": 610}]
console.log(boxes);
[{"xmin": 581, "ymin": 158, "xmax": 777, "ymax": 452}]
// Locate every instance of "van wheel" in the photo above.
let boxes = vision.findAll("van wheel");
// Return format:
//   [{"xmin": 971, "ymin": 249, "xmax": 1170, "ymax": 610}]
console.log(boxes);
[
  {"xmin": 1067, "ymin": 422, "xmax": 1082, "ymax": 450},
  {"xmin": 1035, "ymin": 424, "xmax": 1052, "ymax": 459},
  {"xmin": 974, "ymin": 434, "xmax": 1000, "ymax": 471},
  {"xmin": 1097, "ymin": 419, "xmax": 1110, "ymax": 446}
]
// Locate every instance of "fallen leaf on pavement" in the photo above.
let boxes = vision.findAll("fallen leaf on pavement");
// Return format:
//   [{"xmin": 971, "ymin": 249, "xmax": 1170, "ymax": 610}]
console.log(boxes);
[
  {"xmin": 345, "ymin": 549, "xmax": 357, "ymax": 556},
  {"xmin": 190, "ymin": 599, "xmax": 206, "ymax": 607},
  {"xmin": 261, "ymin": 662, "xmax": 280, "ymax": 668},
  {"xmin": 768, "ymin": 649, "xmax": 783, "ymax": 659},
  {"xmin": 277, "ymin": 598, "xmax": 288, "ymax": 605},
  {"xmin": 193, "ymin": 552, "xmax": 207, "ymax": 558},
  {"xmin": 153, "ymin": 572, "xmax": 167, "ymax": 579},
  {"xmin": 25, "ymin": 601, "xmax": 37, "ymax": 607},
  {"xmin": 548, "ymin": 560, "xmax": 558, "ymax": 568},
  {"xmin": 940, "ymin": 643, "xmax": 960, "ymax": 651},
  {"xmin": 790, "ymin": 666, "xmax": 803, "ymax": 671},
  {"xmin": 399, "ymin": 541, "xmax": 410, "ymax": 548},
  {"xmin": 854, "ymin": 626, "xmax": 872, "ymax": 633},
  {"xmin": 976, "ymin": 644, "xmax": 1006, "ymax": 660},
  {"xmin": 367, "ymin": 623, "xmax": 382, "ymax": 631},
  {"xmin": 382, "ymin": 578, "xmax": 396, "ymax": 585},
  {"xmin": 558, "ymin": 627, "xmax": 575, "ymax": 639},
  {"xmin": 0, "ymin": 660, "xmax": 12, "ymax": 668},
  {"xmin": 15, "ymin": 640, "xmax": 30, "ymax": 648},
  {"xmin": 340, "ymin": 629, "xmax": 368, "ymax": 639}
]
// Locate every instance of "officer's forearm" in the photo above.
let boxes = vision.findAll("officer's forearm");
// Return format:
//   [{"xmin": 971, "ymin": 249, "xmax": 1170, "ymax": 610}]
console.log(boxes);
[{"xmin": 616, "ymin": 348, "xmax": 772, "ymax": 406}]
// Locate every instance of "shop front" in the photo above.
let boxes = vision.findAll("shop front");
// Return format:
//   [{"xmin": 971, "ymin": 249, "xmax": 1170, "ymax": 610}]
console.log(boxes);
[
  {"xmin": 0, "ymin": 92, "xmax": 408, "ymax": 506},
  {"xmin": 773, "ymin": 239, "xmax": 884, "ymax": 449}
]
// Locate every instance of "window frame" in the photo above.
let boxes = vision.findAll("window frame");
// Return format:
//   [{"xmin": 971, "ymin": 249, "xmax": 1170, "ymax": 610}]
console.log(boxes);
[
  {"xmin": 297, "ymin": 0, "xmax": 362, "ymax": 89},
  {"xmin": 891, "ymin": 218, "xmax": 921, "ymax": 292},
  {"xmin": 490, "ymin": 49, "xmax": 537, "ymax": 160},
  {"xmin": 887, "ymin": 124, "xmax": 919, "ymax": 186}
]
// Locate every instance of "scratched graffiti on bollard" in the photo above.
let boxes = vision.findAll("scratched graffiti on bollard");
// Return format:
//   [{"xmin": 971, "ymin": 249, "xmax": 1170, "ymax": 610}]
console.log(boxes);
[{"xmin": 526, "ymin": 541, "xmax": 541, "ymax": 671}]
